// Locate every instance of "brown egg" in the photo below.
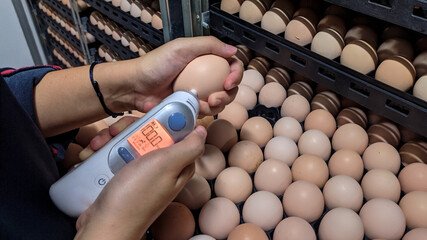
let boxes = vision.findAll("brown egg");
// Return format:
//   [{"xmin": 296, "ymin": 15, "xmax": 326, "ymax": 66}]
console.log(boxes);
[
  {"xmin": 151, "ymin": 12, "xmax": 163, "ymax": 30},
  {"xmin": 265, "ymin": 67, "xmax": 292, "ymax": 89},
  {"xmin": 228, "ymin": 223, "xmax": 269, "ymax": 240},
  {"xmin": 332, "ymin": 123, "xmax": 369, "ymax": 155},
  {"xmin": 234, "ymin": 44, "xmax": 253, "ymax": 66},
  {"xmin": 264, "ymin": 136, "xmax": 299, "ymax": 166},
  {"xmin": 254, "ymin": 159, "xmax": 292, "ymax": 196},
  {"xmin": 215, "ymin": 167, "xmax": 253, "ymax": 203},
  {"xmin": 242, "ymin": 191, "xmax": 284, "ymax": 231},
  {"xmin": 381, "ymin": 25, "xmax": 409, "ymax": 41},
  {"xmin": 217, "ymin": 102, "xmax": 248, "ymax": 130},
  {"xmin": 259, "ymin": 82, "xmax": 287, "ymax": 108},
  {"xmin": 311, "ymin": 91, "xmax": 341, "ymax": 116},
  {"xmin": 240, "ymin": 69, "xmax": 265, "ymax": 93},
  {"xmin": 228, "ymin": 140, "xmax": 263, "ymax": 173},
  {"xmin": 413, "ymin": 75, "xmax": 427, "ymax": 101},
  {"xmin": 298, "ymin": 129, "xmax": 331, "ymax": 160},
  {"xmin": 196, "ymin": 115, "xmax": 215, "ymax": 129},
  {"xmin": 273, "ymin": 117, "xmax": 303, "ymax": 142},
  {"xmin": 304, "ymin": 109, "xmax": 336, "ymax": 138},
  {"xmin": 336, "ymin": 107, "xmax": 367, "ymax": 129},
  {"xmin": 248, "ymin": 56, "xmax": 270, "ymax": 77},
  {"xmin": 141, "ymin": 6, "xmax": 154, "ymax": 23},
  {"xmin": 288, "ymin": 81, "xmax": 314, "ymax": 101},
  {"xmin": 284, "ymin": 8, "xmax": 318, "ymax": 46},
  {"xmin": 399, "ymin": 191, "xmax": 427, "ymax": 229},
  {"xmin": 283, "ymin": 180, "xmax": 324, "ymax": 223},
  {"xmin": 341, "ymin": 40, "xmax": 378, "ymax": 74},
  {"xmin": 206, "ymin": 119, "xmax": 238, "ymax": 152},
  {"xmin": 318, "ymin": 208, "xmax": 364, "ymax": 240},
  {"xmin": 199, "ymin": 197, "xmax": 240, "ymax": 239},
  {"xmin": 233, "ymin": 85, "xmax": 258, "ymax": 110},
  {"xmin": 359, "ymin": 198, "xmax": 406, "ymax": 240},
  {"xmin": 173, "ymin": 55, "xmax": 230, "ymax": 100},
  {"xmin": 362, "ymin": 142, "xmax": 401, "ymax": 174},
  {"xmin": 273, "ymin": 217, "xmax": 316, "ymax": 240},
  {"xmin": 281, "ymin": 94, "xmax": 310, "ymax": 122},
  {"xmin": 261, "ymin": 0, "xmax": 294, "ymax": 34},
  {"xmin": 399, "ymin": 125, "xmax": 423, "ymax": 144},
  {"xmin": 195, "ymin": 144, "xmax": 226, "ymax": 180},
  {"xmin": 151, "ymin": 202, "xmax": 195, "ymax": 240},
  {"xmin": 399, "ymin": 141, "xmax": 427, "ymax": 165},
  {"xmin": 323, "ymin": 175, "xmax": 363, "ymax": 212},
  {"xmin": 402, "ymin": 228, "xmax": 427, "ymax": 240},
  {"xmin": 375, "ymin": 55, "xmax": 416, "ymax": 91},
  {"xmin": 367, "ymin": 121, "xmax": 401, "ymax": 148},
  {"xmin": 291, "ymin": 154, "xmax": 329, "ymax": 189},
  {"xmin": 328, "ymin": 149, "xmax": 364, "ymax": 181},
  {"xmin": 344, "ymin": 25, "xmax": 378, "ymax": 49},
  {"xmin": 361, "ymin": 169, "xmax": 401, "ymax": 202},
  {"xmin": 398, "ymin": 162, "xmax": 427, "ymax": 193},
  {"xmin": 220, "ymin": 0, "xmax": 243, "ymax": 14},
  {"xmin": 239, "ymin": 0, "xmax": 272, "ymax": 24},
  {"xmin": 377, "ymin": 37, "xmax": 414, "ymax": 62},
  {"xmin": 240, "ymin": 117, "xmax": 273, "ymax": 148},
  {"xmin": 175, "ymin": 174, "xmax": 211, "ymax": 210}
]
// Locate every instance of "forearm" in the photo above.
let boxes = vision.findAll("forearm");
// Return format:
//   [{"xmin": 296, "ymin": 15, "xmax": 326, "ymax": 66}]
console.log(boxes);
[{"xmin": 35, "ymin": 59, "xmax": 138, "ymax": 137}]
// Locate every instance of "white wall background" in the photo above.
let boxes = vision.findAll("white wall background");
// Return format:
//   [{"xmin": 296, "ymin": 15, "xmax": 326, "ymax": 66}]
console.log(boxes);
[{"xmin": 0, "ymin": 0, "xmax": 46, "ymax": 69}]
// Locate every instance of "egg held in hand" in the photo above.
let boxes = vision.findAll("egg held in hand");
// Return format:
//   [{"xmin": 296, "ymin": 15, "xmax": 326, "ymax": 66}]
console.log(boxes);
[{"xmin": 173, "ymin": 55, "xmax": 231, "ymax": 100}]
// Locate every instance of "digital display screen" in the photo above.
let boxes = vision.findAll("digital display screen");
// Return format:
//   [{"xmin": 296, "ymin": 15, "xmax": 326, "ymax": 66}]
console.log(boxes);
[{"xmin": 127, "ymin": 119, "xmax": 174, "ymax": 156}]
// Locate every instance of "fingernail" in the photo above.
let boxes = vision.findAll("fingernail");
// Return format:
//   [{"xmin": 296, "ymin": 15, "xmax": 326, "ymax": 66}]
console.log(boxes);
[
  {"xmin": 195, "ymin": 126, "xmax": 207, "ymax": 137},
  {"xmin": 226, "ymin": 44, "xmax": 236, "ymax": 52},
  {"xmin": 213, "ymin": 98, "xmax": 222, "ymax": 106}
]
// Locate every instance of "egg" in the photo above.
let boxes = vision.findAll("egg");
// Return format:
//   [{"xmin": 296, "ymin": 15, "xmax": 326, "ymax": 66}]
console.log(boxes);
[
  {"xmin": 258, "ymin": 82, "xmax": 287, "ymax": 108},
  {"xmin": 242, "ymin": 191, "xmax": 284, "ymax": 231},
  {"xmin": 283, "ymin": 180, "xmax": 324, "ymax": 223},
  {"xmin": 248, "ymin": 56, "xmax": 270, "ymax": 77},
  {"xmin": 377, "ymin": 37, "xmax": 414, "ymax": 62},
  {"xmin": 273, "ymin": 217, "xmax": 316, "ymax": 240},
  {"xmin": 336, "ymin": 107, "xmax": 368, "ymax": 129},
  {"xmin": 240, "ymin": 69, "xmax": 265, "ymax": 92},
  {"xmin": 140, "ymin": 6, "xmax": 154, "ymax": 23},
  {"xmin": 173, "ymin": 55, "xmax": 230, "ymax": 100},
  {"xmin": 228, "ymin": 140, "xmax": 263, "ymax": 173},
  {"xmin": 318, "ymin": 208, "xmax": 364, "ymax": 240},
  {"xmin": 332, "ymin": 123, "xmax": 369, "ymax": 155},
  {"xmin": 206, "ymin": 119, "xmax": 238, "ymax": 152},
  {"xmin": 240, "ymin": 116, "xmax": 273, "ymax": 148},
  {"xmin": 304, "ymin": 109, "xmax": 336, "ymax": 137},
  {"xmin": 344, "ymin": 25, "xmax": 378, "ymax": 49},
  {"xmin": 175, "ymin": 174, "xmax": 211, "ymax": 210},
  {"xmin": 375, "ymin": 55, "xmax": 416, "ymax": 91},
  {"xmin": 151, "ymin": 12, "xmax": 163, "ymax": 30},
  {"xmin": 311, "ymin": 28, "xmax": 345, "ymax": 59},
  {"xmin": 284, "ymin": 8, "xmax": 318, "ymax": 46},
  {"xmin": 254, "ymin": 159, "xmax": 292, "ymax": 196},
  {"xmin": 217, "ymin": 102, "xmax": 248, "ymax": 130},
  {"xmin": 234, "ymin": 44, "xmax": 253, "ymax": 66},
  {"xmin": 413, "ymin": 51, "xmax": 427, "ymax": 78},
  {"xmin": 362, "ymin": 142, "xmax": 401, "ymax": 174},
  {"xmin": 413, "ymin": 75, "xmax": 427, "ymax": 101},
  {"xmin": 261, "ymin": 0, "xmax": 294, "ymax": 34},
  {"xmin": 398, "ymin": 162, "xmax": 427, "ymax": 193},
  {"xmin": 264, "ymin": 136, "xmax": 299, "ymax": 166},
  {"xmin": 130, "ymin": 0, "xmax": 143, "ymax": 17},
  {"xmin": 291, "ymin": 154, "xmax": 329, "ymax": 188},
  {"xmin": 265, "ymin": 67, "xmax": 292, "ymax": 89},
  {"xmin": 273, "ymin": 116, "xmax": 303, "ymax": 142},
  {"xmin": 196, "ymin": 115, "xmax": 215, "ymax": 129},
  {"xmin": 233, "ymin": 84, "xmax": 258, "ymax": 110},
  {"xmin": 399, "ymin": 141, "xmax": 427, "ymax": 165},
  {"xmin": 361, "ymin": 169, "xmax": 401, "ymax": 202},
  {"xmin": 239, "ymin": 0, "xmax": 272, "ymax": 24},
  {"xmin": 214, "ymin": 167, "xmax": 253, "ymax": 203},
  {"xmin": 323, "ymin": 175, "xmax": 363, "ymax": 211},
  {"xmin": 402, "ymin": 228, "xmax": 427, "ymax": 240},
  {"xmin": 189, "ymin": 235, "xmax": 215, "ymax": 240},
  {"xmin": 298, "ymin": 129, "xmax": 331, "ymax": 160},
  {"xmin": 311, "ymin": 91, "xmax": 341, "ymax": 116},
  {"xmin": 281, "ymin": 94, "xmax": 310, "ymax": 122},
  {"xmin": 195, "ymin": 144, "xmax": 226, "ymax": 180},
  {"xmin": 228, "ymin": 223, "xmax": 269, "ymax": 240},
  {"xmin": 359, "ymin": 198, "xmax": 406, "ymax": 240},
  {"xmin": 199, "ymin": 197, "xmax": 240, "ymax": 239},
  {"xmin": 400, "ymin": 191, "xmax": 427, "ymax": 229},
  {"xmin": 367, "ymin": 121, "xmax": 401, "ymax": 148},
  {"xmin": 288, "ymin": 81, "xmax": 314, "ymax": 101},
  {"xmin": 150, "ymin": 202, "xmax": 195, "ymax": 240},
  {"xmin": 341, "ymin": 40, "xmax": 378, "ymax": 74},
  {"xmin": 328, "ymin": 149, "xmax": 364, "ymax": 181},
  {"xmin": 220, "ymin": 0, "xmax": 243, "ymax": 15}
]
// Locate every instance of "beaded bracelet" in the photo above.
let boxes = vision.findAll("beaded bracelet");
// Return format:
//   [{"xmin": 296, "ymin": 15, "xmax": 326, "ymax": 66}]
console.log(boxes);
[{"xmin": 89, "ymin": 61, "xmax": 124, "ymax": 118}]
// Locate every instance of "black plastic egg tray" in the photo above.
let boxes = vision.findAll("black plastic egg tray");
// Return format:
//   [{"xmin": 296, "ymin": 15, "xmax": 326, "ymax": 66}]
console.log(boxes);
[
  {"xmin": 209, "ymin": 2, "xmax": 427, "ymax": 137},
  {"xmin": 48, "ymin": 35, "xmax": 83, "ymax": 67}
]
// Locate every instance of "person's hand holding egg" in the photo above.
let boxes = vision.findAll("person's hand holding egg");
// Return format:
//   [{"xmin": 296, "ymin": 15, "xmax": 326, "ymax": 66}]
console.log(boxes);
[{"xmin": 133, "ymin": 36, "xmax": 243, "ymax": 117}]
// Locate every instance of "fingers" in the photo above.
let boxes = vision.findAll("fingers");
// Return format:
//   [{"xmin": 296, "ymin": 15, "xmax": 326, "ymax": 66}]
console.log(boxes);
[
  {"xmin": 199, "ymin": 87, "xmax": 239, "ymax": 116},
  {"xmin": 89, "ymin": 128, "xmax": 112, "ymax": 151},
  {"xmin": 171, "ymin": 36, "xmax": 237, "ymax": 61},
  {"xmin": 109, "ymin": 116, "xmax": 138, "ymax": 136},
  {"xmin": 175, "ymin": 163, "xmax": 195, "ymax": 188},
  {"xmin": 224, "ymin": 57, "xmax": 244, "ymax": 91}
]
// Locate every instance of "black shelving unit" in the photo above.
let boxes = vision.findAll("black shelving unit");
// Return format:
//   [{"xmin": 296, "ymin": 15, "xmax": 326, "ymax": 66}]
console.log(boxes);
[
  {"xmin": 49, "ymin": 35, "xmax": 83, "ymax": 67},
  {"xmin": 324, "ymin": 0, "xmax": 427, "ymax": 34},
  {"xmin": 209, "ymin": 3, "xmax": 427, "ymax": 137},
  {"xmin": 86, "ymin": 23, "xmax": 139, "ymax": 60},
  {"xmin": 83, "ymin": 0, "xmax": 164, "ymax": 47},
  {"xmin": 43, "ymin": 0, "xmax": 74, "ymax": 21}
]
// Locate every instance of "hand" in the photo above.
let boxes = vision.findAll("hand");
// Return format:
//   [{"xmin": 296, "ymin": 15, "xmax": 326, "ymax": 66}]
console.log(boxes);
[
  {"xmin": 131, "ymin": 36, "xmax": 243, "ymax": 116},
  {"xmin": 75, "ymin": 126, "xmax": 207, "ymax": 239}
]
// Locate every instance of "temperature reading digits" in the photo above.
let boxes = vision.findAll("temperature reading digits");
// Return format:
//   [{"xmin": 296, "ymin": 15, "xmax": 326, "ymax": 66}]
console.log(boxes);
[{"xmin": 127, "ymin": 119, "xmax": 174, "ymax": 156}]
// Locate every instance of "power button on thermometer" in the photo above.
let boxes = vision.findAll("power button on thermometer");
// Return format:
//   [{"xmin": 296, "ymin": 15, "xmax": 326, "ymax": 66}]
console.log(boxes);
[{"xmin": 168, "ymin": 113, "xmax": 186, "ymax": 131}]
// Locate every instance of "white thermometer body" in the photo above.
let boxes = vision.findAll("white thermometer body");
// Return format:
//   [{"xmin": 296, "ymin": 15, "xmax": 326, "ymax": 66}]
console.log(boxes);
[{"xmin": 50, "ymin": 91, "xmax": 199, "ymax": 217}]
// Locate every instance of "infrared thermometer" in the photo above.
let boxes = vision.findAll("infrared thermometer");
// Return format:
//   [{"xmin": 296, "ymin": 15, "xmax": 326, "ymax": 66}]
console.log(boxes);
[{"xmin": 50, "ymin": 91, "xmax": 199, "ymax": 217}]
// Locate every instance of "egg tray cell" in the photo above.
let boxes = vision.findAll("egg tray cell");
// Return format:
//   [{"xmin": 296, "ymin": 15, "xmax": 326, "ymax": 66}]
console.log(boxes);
[
  {"xmin": 86, "ymin": 22, "xmax": 139, "ymax": 60},
  {"xmin": 209, "ymin": 2, "xmax": 427, "ymax": 137},
  {"xmin": 48, "ymin": 35, "xmax": 83, "ymax": 67},
  {"xmin": 323, "ymin": 0, "xmax": 427, "ymax": 34},
  {"xmin": 83, "ymin": 0, "xmax": 164, "ymax": 47}
]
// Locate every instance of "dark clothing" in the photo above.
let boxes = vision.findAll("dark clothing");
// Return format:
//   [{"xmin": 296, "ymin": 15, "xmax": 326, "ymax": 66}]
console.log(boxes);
[{"xmin": 0, "ymin": 67, "xmax": 77, "ymax": 239}]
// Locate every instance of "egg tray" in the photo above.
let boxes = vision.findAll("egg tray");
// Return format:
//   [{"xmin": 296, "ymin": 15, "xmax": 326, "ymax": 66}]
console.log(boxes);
[
  {"xmin": 42, "ymin": 0, "xmax": 74, "ymax": 22},
  {"xmin": 323, "ymin": 0, "xmax": 427, "ymax": 34},
  {"xmin": 86, "ymin": 21, "xmax": 139, "ymax": 60},
  {"xmin": 83, "ymin": 0, "xmax": 164, "ymax": 47},
  {"xmin": 48, "ymin": 35, "xmax": 83, "ymax": 67},
  {"xmin": 209, "ymin": 2, "xmax": 427, "ymax": 137}
]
